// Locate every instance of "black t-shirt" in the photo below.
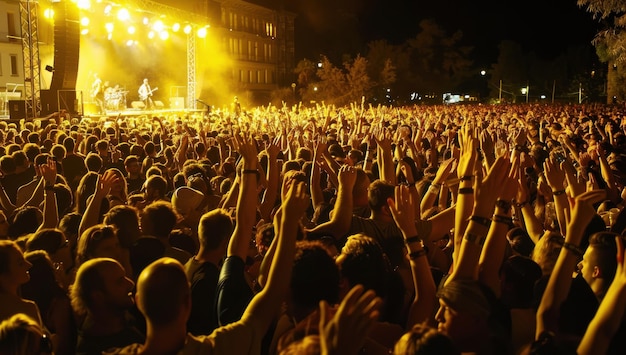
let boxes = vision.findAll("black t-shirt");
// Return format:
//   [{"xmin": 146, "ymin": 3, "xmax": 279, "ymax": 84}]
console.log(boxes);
[
  {"xmin": 185, "ymin": 258, "xmax": 220, "ymax": 335},
  {"xmin": 216, "ymin": 256, "xmax": 254, "ymax": 327}
]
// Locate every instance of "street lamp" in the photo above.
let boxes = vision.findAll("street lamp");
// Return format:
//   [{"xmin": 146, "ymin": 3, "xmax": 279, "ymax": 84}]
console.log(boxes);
[{"xmin": 521, "ymin": 86, "xmax": 529, "ymax": 103}]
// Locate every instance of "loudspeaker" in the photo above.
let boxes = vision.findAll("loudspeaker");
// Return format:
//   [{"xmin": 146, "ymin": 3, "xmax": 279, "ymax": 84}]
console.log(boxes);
[
  {"xmin": 40, "ymin": 89, "xmax": 57, "ymax": 115},
  {"xmin": 8, "ymin": 100, "xmax": 26, "ymax": 120},
  {"xmin": 131, "ymin": 101, "xmax": 145, "ymax": 109},
  {"xmin": 154, "ymin": 100, "xmax": 164, "ymax": 108},
  {"xmin": 50, "ymin": 1, "xmax": 80, "ymax": 90},
  {"xmin": 170, "ymin": 97, "xmax": 185, "ymax": 109}
]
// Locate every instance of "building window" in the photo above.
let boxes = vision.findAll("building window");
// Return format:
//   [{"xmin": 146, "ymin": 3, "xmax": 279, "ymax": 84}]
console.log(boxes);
[
  {"xmin": 7, "ymin": 13, "xmax": 17, "ymax": 42},
  {"xmin": 10, "ymin": 54, "xmax": 18, "ymax": 76}
]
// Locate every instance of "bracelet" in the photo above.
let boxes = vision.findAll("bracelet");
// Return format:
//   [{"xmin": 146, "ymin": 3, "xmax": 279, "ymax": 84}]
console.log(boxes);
[
  {"xmin": 44, "ymin": 185, "xmax": 55, "ymax": 191},
  {"xmin": 404, "ymin": 236, "xmax": 422, "ymax": 245},
  {"xmin": 458, "ymin": 187, "xmax": 474, "ymax": 195},
  {"xmin": 515, "ymin": 201, "xmax": 528, "ymax": 208},
  {"xmin": 514, "ymin": 144, "xmax": 529, "ymax": 153},
  {"xmin": 562, "ymin": 241, "xmax": 584, "ymax": 258},
  {"xmin": 469, "ymin": 215, "xmax": 491, "ymax": 228},
  {"xmin": 464, "ymin": 232, "xmax": 487, "ymax": 246},
  {"xmin": 552, "ymin": 189, "xmax": 566, "ymax": 196},
  {"xmin": 495, "ymin": 199, "xmax": 512, "ymax": 213},
  {"xmin": 430, "ymin": 183, "xmax": 442, "ymax": 189},
  {"xmin": 242, "ymin": 169, "xmax": 258, "ymax": 175},
  {"xmin": 460, "ymin": 175, "xmax": 474, "ymax": 181},
  {"xmin": 409, "ymin": 249, "xmax": 428, "ymax": 259},
  {"xmin": 492, "ymin": 214, "xmax": 512, "ymax": 225}
]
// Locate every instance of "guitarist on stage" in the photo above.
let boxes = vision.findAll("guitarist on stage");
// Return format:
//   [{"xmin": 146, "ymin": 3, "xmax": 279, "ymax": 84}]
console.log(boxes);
[
  {"xmin": 138, "ymin": 78, "xmax": 156, "ymax": 109},
  {"xmin": 91, "ymin": 73, "xmax": 105, "ymax": 114}
]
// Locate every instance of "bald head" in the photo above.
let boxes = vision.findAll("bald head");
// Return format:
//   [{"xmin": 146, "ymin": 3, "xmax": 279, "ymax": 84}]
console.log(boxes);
[{"xmin": 136, "ymin": 257, "xmax": 190, "ymax": 327}]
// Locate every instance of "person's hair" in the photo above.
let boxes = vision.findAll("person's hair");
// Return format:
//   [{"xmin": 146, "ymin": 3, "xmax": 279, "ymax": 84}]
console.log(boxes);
[
  {"xmin": 70, "ymin": 258, "xmax": 111, "ymax": 316},
  {"xmin": 104, "ymin": 205, "xmax": 141, "ymax": 249},
  {"xmin": 0, "ymin": 314, "xmax": 50, "ymax": 355},
  {"xmin": 11, "ymin": 150, "xmax": 27, "ymax": 168},
  {"xmin": 106, "ymin": 168, "xmax": 129, "ymax": 202},
  {"xmin": 339, "ymin": 234, "xmax": 391, "ymax": 299},
  {"xmin": 124, "ymin": 154, "xmax": 140, "ymax": 169},
  {"xmin": 141, "ymin": 201, "xmax": 179, "ymax": 239},
  {"xmin": 198, "ymin": 209, "xmax": 234, "ymax": 250},
  {"xmin": 136, "ymin": 258, "xmax": 189, "ymax": 327},
  {"xmin": 7, "ymin": 206, "xmax": 41, "ymax": 239},
  {"xmin": 145, "ymin": 174, "xmax": 168, "ymax": 198},
  {"xmin": 506, "ymin": 227, "xmax": 535, "ymax": 258},
  {"xmin": 25, "ymin": 228, "xmax": 67, "ymax": 256},
  {"xmin": 290, "ymin": 240, "xmax": 340, "ymax": 316},
  {"xmin": 95, "ymin": 139, "xmax": 109, "ymax": 152},
  {"xmin": 63, "ymin": 136, "xmax": 75, "ymax": 153},
  {"xmin": 75, "ymin": 224, "xmax": 118, "ymax": 268},
  {"xmin": 53, "ymin": 183, "xmax": 74, "ymax": 216},
  {"xmin": 282, "ymin": 160, "xmax": 302, "ymax": 175},
  {"xmin": 368, "ymin": 179, "xmax": 395, "ymax": 211},
  {"xmin": 393, "ymin": 323, "xmax": 460, "ymax": 355},
  {"xmin": 85, "ymin": 152, "xmax": 103, "ymax": 172},
  {"xmin": 50, "ymin": 144, "xmax": 66, "ymax": 162},
  {"xmin": 0, "ymin": 155, "xmax": 16, "ymax": 174},
  {"xmin": 21, "ymin": 250, "xmax": 66, "ymax": 317},
  {"xmin": 22, "ymin": 143, "xmax": 40, "ymax": 163},
  {"xmin": 295, "ymin": 147, "xmax": 313, "ymax": 162},
  {"xmin": 532, "ymin": 231, "xmax": 563, "ymax": 276},
  {"xmin": 587, "ymin": 232, "xmax": 620, "ymax": 284}
]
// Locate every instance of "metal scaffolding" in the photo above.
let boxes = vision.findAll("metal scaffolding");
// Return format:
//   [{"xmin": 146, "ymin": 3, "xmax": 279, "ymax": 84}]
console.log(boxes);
[
  {"xmin": 187, "ymin": 33, "xmax": 196, "ymax": 110},
  {"xmin": 20, "ymin": 0, "xmax": 41, "ymax": 119}
]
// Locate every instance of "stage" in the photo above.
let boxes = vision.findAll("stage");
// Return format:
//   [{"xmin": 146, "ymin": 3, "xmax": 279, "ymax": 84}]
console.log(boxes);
[{"xmin": 81, "ymin": 107, "xmax": 207, "ymax": 120}]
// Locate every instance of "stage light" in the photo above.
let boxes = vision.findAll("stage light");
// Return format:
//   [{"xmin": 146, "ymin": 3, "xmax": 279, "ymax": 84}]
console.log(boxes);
[
  {"xmin": 104, "ymin": 4, "xmax": 112, "ymax": 15},
  {"xmin": 148, "ymin": 31, "xmax": 155, "ymax": 39},
  {"xmin": 117, "ymin": 8, "xmax": 130, "ymax": 22},
  {"xmin": 77, "ymin": 0, "xmax": 91, "ymax": 10},
  {"xmin": 153, "ymin": 20, "xmax": 164, "ymax": 32},
  {"xmin": 183, "ymin": 24, "xmax": 192, "ymax": 34},
  {"xmin": 172, "ymin": 23, "xmax": 180, "ymax": 32},
  {"xmin": 105, "ymin": 22, "xmax": 114, "ymax": 33},
  {"xmin": 143, "ymin": 17, "xmax": 149, "ymax": 25},
  {"xmin": 126, "ymin": 40, "xmax": 134, "ymax": 46},
  {"xmin": 128, "ymin": 25, "xmax": 136, "ymax": 35},
  {"xmin": 107, "ymin": 33, "xmax": 112, "ymax": 40},
  {"xmin": 81, "ymin": 29, "xmax": 89, "ymax": 35},
  {"xmin": 80, "ymin": 17, "xmax": 90, "ymax": 26},
  {"xmin": 159, "ymin": 31, "xmax": 169, "ymax": 40},
  {"xmin": 197, "ymin": 27, "xmax": 207, "ymax": 38},
  {"xmin": 44, "ymin": 8, "xmax": 54, "ymax": 19}
]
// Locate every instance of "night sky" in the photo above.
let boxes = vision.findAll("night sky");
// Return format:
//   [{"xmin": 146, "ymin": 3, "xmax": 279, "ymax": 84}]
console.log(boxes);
[{"xmin": 274, "ymin": 0, "xmax": 603, "ymax": 65}]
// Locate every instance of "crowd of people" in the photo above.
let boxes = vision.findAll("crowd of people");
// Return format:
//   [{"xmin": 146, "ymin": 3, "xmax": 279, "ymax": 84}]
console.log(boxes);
[{"xmin": 0, "ymin": 101, "xmax": 626, "ymax": 354}]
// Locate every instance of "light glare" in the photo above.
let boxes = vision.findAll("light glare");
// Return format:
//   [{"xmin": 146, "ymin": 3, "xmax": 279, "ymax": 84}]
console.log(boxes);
[
  {"xmin": 197, "ymin": 27, "xmax": 207, "ymax": 38},
  {"xmin": 117, "ymin": 8, "xmax": 130, "ymax": 21},
  {"xmin": 183, "ymin": 25, "xmax": 192, "ymax": 34},
  {"xmin": 80, "ymin": 17, "xmax": 89, "ymax": 26},
  {"xmin": 77, "ymin": 0, "xmax": 91, "ymax": 10}
]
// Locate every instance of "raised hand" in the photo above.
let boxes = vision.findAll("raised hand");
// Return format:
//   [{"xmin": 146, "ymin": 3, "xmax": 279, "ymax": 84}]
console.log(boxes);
[
  {"xmin": 96, "ymin": 169, "xmax": 119, "ymax": 197},
  {"xmin": 388, "ymin": 185, "xmax": 418, "ymax": 236},
  {"xmin": 40, "ymin": 156, "xmax": 57, "ymax": 186},
  {"xmin": 318, "ymin": 284, "xmax": 382, "ymax": 355},
  {"xmin": 337, "ymin": 165, "xmax": 358, "ymax": 190},
  {"xmin": 282, "ymin": 181, "xmax": 310, "ymax": 221},
  {"xmin": 543, "ymin": 156, "xmax": 566, "ymax": 192}
]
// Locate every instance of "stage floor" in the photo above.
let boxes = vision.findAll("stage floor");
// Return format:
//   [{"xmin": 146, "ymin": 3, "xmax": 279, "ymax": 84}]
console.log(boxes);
[{"xmin": 82, "ymin": 108, "xmax": 206, "ymax": 120}]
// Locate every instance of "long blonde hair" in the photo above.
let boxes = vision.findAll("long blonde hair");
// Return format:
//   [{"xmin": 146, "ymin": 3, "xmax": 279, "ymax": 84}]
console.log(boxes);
[{"xmin": 0, "ymin": 314, "xmax": 49, "ymax": 355}]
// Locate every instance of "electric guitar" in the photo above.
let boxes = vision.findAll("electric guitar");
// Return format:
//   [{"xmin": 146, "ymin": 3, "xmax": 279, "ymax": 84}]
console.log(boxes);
[{"xmin": 139, "ymin": 87, "xmax": 158, "ymax": 101}]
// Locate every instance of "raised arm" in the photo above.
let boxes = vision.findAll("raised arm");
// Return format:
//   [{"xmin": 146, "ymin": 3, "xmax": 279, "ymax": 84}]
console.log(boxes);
[
  {"xmin": 241, "ymin": 181, "xmax": 309, "ymax": 335},
  {"xmin": 259, "ymin": 137, "xmax": 281, "ymax": 222},
  {"xmin": 306, "ymin": 165, "xmax": 357, "ymax": 240},
  {"xmin": 536, "ymin": 189, "xmax": 607, "ymax": 338},
  {"xmin": 227, "ymin": 133, "xmax": 259, "ymax": 260},
  {"xmin": 78, "ymin": 170, "xmax": 117, "ymax": 237},
  {"xmin": 389, "ymin": 185, "xmax": 437, "ymax": 328},
  {"xmin": 37, "ymin": 157, "xmax": 59, "ymax": 231}
]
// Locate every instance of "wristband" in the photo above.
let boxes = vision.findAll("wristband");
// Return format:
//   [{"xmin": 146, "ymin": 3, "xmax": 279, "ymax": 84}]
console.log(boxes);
[
  {"xmin": 409, "ymin": 249, "xmax": 428, "ymax": 259},
  {"xmin": 515, "ymin": 201, "xmax": 528, "ymax": 208},
  {"xmin": 562, "ymin": 241, "xmax": 583, "ymax": 258},
  {"xmin": 492, "ymin": 214, "xmax": 512, "ymax": 225},
  {"xmin": 430, "ymin": 183, "xmax": 442, "ymax": 189},
  {"xmin": 464, "ymin": 232, "xmax": 487, "ymax": 246},
  {"xmin": 495, "ymin": 199, "xmax": 512, "ymax": 213},
  {"xmin": 242, "ymin": 169, "xmax": 258, "ymax": 175},
  {"xmin": 458, "ymin": 187, "xmax": 474, "ymax": 195},
  {"xmin": 404, "ymin": 236, "xmax": 422, "ymax": 245},
  {"xmin": 469, "ymin": 215, "xmax": 491, "ymax": 228},
  {"xmin": 552, "ymin": 189, "xmax": 566, "ymax": 196},
  {"xmin": 460, "ymin": 175, "xmax": 474, "ymax": 181}
]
